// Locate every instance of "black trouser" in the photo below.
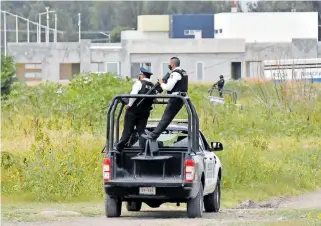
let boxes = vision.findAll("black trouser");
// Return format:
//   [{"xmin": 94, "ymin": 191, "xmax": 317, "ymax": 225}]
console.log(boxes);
[
  {"xmin": 218, "ymin": 88, "xmax": 223, "ymax": 98},
  {"xmin": 115, "ymin": 110, "xmax": 149, "ymax": 152},
  {"xmin": 150, "ymin": 98, "xmax": 184, "ymax": 139}
]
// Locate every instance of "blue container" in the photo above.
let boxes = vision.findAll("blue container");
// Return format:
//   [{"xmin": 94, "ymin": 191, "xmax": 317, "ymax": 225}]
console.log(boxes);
[{"xmin": 170, "ymin": 14, "xmax": 215, "ymax": 39}]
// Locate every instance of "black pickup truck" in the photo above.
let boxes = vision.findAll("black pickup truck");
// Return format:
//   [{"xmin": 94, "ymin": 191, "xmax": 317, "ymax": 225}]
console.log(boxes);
[{"xmin": 103, "ymin": 94, "xmax": 223, "ymax": 218}]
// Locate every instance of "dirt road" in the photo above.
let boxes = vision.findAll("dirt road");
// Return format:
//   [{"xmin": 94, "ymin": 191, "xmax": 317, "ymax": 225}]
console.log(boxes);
[{"xmin": 3, "ymin": 189, "xmax": 321, "ymax": 226}]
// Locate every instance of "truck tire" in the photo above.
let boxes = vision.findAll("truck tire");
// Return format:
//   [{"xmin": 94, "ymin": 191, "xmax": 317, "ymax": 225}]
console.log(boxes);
[
  {"xmin": 126, "ymin": 201, "xmax": 142, "ymax": 211},
  {"xmin": 204, "ymin": 178, "xmax": 221, "ymax": 212},
  {"xmin": 105, "ymin": 195, "xmax": 122, "ymax": 217},
  {"xmin": 187, "ymin": 183, "xmax": 203, "ymax": 218}
]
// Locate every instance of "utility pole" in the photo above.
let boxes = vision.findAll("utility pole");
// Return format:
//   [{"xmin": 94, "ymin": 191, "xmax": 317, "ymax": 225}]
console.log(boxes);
[
  {"xmin": 46, "ymin": 7, "xmax": 49, "ymax": 43},
  {"xmin": 78, "ymin": 13, "xmax": 81, "ymax": 43},
  {"xmin": 15, "ymin": 14, "xmax": 18, "ymax": 42},
  {"xmin": 27, "ymin": 19, "xmax": 30, "ymax": 43},
  {"xmin": 38, "ymin": 14, "xmax": 41, "ymax": 43},
  {"xmin": 54, "ymin": 13, "xmax": 57, "ymax": 42},
  {"xmin": 4, "ymin": 12, "xmax": 7, "ymax": 56}
]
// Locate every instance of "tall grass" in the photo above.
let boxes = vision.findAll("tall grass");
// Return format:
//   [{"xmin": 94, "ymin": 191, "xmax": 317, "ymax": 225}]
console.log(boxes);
[{"xmin": 1, "ymin": 73, "xmax": 321, "ymax": 206}]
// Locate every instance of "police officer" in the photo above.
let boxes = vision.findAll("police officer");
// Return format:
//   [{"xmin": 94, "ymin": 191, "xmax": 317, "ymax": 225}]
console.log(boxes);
[
  {"xmin": 211, "ymin": 75, "xmax": 225, "ymax": 98},
  {"xmin": 114, "ymin": 67, "xmax": 155, "ymax": 154},
  {"xmin": 142, "ymin": 57, "xmax": 188, "ymax": 141}
]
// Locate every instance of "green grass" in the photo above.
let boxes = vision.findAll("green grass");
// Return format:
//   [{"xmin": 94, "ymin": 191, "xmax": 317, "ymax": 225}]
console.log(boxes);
[{"xmin": 1, "ymin": 73, "xmax": 321, "ymax": 205}]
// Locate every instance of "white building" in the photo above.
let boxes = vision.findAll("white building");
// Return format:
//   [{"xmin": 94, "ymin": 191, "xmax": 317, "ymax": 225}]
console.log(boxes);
[{"xmin": 214, "ymin": 12, "xmax": 318, "ymax": 43}]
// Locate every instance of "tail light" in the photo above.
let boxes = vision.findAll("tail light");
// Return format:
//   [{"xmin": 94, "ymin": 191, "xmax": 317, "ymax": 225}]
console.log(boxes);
[
  {"xmin": 103, "ymin": 158, "xmax": 111, "ymax": 181},
  {"xmin": 184, "ymin": 159, "xmax": 195, "ymax": 182}
]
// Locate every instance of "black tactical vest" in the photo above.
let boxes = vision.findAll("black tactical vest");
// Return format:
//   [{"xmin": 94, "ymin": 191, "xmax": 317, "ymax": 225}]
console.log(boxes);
[
  {"xmin": 167, "ymin": 69, "xmax": 188, "ymax": 94},
  {"xmin": 129, "ymin": 80, "xmax": 155, "ymax": 115}
]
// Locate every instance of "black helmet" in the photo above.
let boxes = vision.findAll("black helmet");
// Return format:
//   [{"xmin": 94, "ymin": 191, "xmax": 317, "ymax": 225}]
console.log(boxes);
[{"xmin": 219, "ymin": 75, "xmax": 224, "ymax": 79}]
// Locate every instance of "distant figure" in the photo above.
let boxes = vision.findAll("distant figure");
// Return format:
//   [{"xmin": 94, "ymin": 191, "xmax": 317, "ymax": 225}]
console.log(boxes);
[{"xmin": 211, "ymin": 75, "xmax": 225, "ymax": 98}]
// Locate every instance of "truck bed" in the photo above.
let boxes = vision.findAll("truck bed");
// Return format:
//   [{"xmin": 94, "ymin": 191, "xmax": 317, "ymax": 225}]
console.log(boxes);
[{"xmin": 114, "ymin": 147, "xmax": 187, "ymax": 182}]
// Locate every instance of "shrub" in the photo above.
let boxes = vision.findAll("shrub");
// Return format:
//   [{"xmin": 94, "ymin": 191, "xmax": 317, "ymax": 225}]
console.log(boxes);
[{"xmin": 1, "ymin": 55, "xmax": 16, "ymax": 97}]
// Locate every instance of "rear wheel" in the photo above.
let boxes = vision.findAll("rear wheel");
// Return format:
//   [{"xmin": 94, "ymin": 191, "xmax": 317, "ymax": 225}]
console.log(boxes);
[
  {"xmin": 187, "ymin": 183, "xmax": 203, "ymax": 218},
  {"xmin": 204, "ymin": 178, "xmax": 221, "ymax": 212},
  {"xmin": 126, "ymin": 201, "xmax": 142, "ymax": 211},
  {"xmin": 105, "ymin": 195, "xmax": 122, "ymax": 217}
]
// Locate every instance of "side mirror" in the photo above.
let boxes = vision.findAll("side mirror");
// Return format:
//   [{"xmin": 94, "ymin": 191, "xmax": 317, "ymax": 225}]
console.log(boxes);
[{"xmin": 211, "ymin": 142, "xmax": 223, "ymax": 151}]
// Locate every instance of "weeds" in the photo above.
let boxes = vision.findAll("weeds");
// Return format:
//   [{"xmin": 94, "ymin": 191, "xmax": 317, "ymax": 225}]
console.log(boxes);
[{"xmin": 1, "ymin": 73, "xmax": 321, "ymax": 204}]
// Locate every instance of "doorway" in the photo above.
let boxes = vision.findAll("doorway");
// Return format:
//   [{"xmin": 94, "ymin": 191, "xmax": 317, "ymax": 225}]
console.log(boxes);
[{"xmin": 231, "ymin": 62, "xmax": 242, "ymax": 80}]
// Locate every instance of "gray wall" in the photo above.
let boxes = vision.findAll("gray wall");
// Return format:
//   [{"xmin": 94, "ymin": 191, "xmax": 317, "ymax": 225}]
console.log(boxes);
[
  {"xmin": 245, "ymin": 39, "xmax": 319, "ymax": 79},
  {"xmin": 7, "ymin": 37, "xmax": 320, "ymax": 83},
  {"xmin": 130, "ymin": 53, "xmax": 245, "ymax": 82},
  {"xmin": 8, "ymin": 40, "xmax": 91, "ymax": 81}
]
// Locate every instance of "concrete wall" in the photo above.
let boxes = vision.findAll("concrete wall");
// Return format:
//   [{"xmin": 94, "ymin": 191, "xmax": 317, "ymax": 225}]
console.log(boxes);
[
  {"xmin": 8, "ymin": 41, "xmax": 90, "ymax": 81},
  {"xmin": 121, "ymin": 30, "xmax": 169, "ymax": 40},
  {"xmin": 124, "ymin": 39, "xmax": 246, "ymax": 54},
  {"xmin": 130, "ymin": 53, "xmax": 245, "ymax": 82},
  {"xmin": 7, "ymin": 37, "xmax": 320, "ymax": 83},
  {"xmin": 245, "ymin": 39, "xmax": 319, "ymax": 78}
]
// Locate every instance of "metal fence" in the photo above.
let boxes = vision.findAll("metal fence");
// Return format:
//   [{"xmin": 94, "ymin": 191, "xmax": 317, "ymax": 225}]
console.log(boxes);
[
  {"xmin": 1, "ymin": 10, "xmax": 63, "ymax": 56},
  {"xmin": 208, "ymin": 87, "xmax": 238, "ymax": 104}
]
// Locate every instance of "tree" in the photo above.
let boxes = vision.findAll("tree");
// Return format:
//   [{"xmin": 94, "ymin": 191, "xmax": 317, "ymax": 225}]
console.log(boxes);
[
  {"xmin": 110, "ymin": 26, "xmax": 131, "ymax": 43},
  {"xmin": 1, "ymin": 55, "xmax": 16, "ymax": 97}
]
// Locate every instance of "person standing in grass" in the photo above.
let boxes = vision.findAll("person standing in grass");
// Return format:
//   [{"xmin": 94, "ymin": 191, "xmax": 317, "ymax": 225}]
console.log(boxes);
[{"xmin": 210, "ymin": 75, "xmax": 225, "ymax": 98}]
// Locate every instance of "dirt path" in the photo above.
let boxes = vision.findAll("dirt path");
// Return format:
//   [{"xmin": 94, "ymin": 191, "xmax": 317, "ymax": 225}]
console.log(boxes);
[
  {"xmin": 278, "ymin": 189, "xmax": 321, "ymax": 209},
  {"xmin": 3, "ymin": 189, "xmax": 321, "ymax": 226}
]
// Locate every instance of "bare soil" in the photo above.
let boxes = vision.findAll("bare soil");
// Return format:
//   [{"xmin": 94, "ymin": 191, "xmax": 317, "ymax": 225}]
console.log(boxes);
[{"xmin": 3, "ymin": 189, "xmax": 321, "ymax": 226}]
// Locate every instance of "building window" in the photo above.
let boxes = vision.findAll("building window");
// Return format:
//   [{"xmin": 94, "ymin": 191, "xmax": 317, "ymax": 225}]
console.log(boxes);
[
  {"xmin": 98, "ymin": 63, "xmax": 105, "ymax": 72},
  {"xmin": 184, "ymin": 30, "xmax": 191, "ymax": 35},
  {"xmin": 25, "ymin": 72, "xmax": 42, "ymax": 78},
  {"xmin": 90, "ymin": 63, "xmax": 98, "ymax": 72},
  {"xmin": 131, "ymin": 62, "xmax": 152, "ymax": 78},
  {"xmin": 90, "ymin": 63, "xmax": 106, "ymax": 73},
  {"xmin": 106, "ymin": 62, "xmax": 120, "ymax": 75},
  {"xmin": 25, "ymin": 63, "xmax": 41, "ymax": 69},
  {"xmin": 215, "ymin": 30, "xmax": 219, "ymax": 34},
  {"xmin": 184, "ymin": 30, "xmax": 201, "ymax": 36},
  {"xmin": 219, "ymin": 29, "xmax": 222, "ymax": 33},
  {"xmin": 161, "ymin": 62, "xmax": 170, "ymax": 77},
  {"xmin": 196, "ymin": 62, "xmax": 204, "ymax": 81},
  {"xmin": 60, "ymin": 63, "xmax": 80, "ymax": 80},
  {"xmin": 15, "ymin": 63, "xmax": 42, "ymax": 80}
]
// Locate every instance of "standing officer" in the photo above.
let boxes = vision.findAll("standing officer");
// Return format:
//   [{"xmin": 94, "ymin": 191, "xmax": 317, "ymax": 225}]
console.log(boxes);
[
  {"xmin": 142, "ymin": 57, "xmax": 188, "ymax": 141},
  {"xmin": 114, "ymin": 67, "xmax": 155, "ymax": 154},
  {"xmin": 210, "ymin": 75, "xmax": 225, "ymax": 98}
]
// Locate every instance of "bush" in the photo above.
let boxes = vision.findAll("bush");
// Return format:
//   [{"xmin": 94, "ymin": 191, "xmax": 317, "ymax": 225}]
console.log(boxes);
[{"xmin": 1, "ymin": 55, "xmax": 16, "ymax": 97}]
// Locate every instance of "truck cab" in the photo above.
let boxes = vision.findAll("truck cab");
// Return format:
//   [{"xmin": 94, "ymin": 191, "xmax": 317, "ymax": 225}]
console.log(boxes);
[{"xmin": 103, "ymin": 94, "xmax": 223, "ymax": 218}]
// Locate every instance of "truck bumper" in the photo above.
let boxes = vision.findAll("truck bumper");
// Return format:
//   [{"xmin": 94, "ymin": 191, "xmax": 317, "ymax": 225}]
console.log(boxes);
[{"xmin": 104, "ymin": 180, "xmax": 198, "ymax": 201}]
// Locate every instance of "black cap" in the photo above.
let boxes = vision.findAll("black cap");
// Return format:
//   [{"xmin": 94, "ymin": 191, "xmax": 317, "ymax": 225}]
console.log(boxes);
[{"xmin": 220, "ymin": 75, "xmax": 224, "ymax": 78}]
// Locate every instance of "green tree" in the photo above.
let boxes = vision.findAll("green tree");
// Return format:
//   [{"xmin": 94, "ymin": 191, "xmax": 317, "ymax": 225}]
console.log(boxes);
[
  {"xmin": 1, "ymin": 55, "xmax": 16, "ymax": 97},
  {"xmin": 110, "ymin": 26, "xmax": 131, "ymax": 43}
]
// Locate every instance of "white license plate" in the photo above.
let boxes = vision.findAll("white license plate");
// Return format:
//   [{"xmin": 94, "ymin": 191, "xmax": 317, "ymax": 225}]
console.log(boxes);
[{"xmin": 139, "ymin": 187, "xmax": 156, "ymax": 195}]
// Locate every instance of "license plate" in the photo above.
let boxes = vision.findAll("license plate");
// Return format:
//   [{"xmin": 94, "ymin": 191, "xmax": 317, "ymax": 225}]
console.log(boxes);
[{"xmin": 139, "ymin": 187, "xmax": 156, "ymax": 195}]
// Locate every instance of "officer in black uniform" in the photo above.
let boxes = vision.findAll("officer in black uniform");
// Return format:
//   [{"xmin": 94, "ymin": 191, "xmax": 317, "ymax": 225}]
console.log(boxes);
[
  {"xmin": 114, "ymin": 67, "xmax": 155, "ymax": 154},
  {"xmin": 142, "ymin": 57, "xmax": 188, "ymax": 141},
  {"xmin": 210, "ymin": 75, "xmax": 225, "ymax": 98}
]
